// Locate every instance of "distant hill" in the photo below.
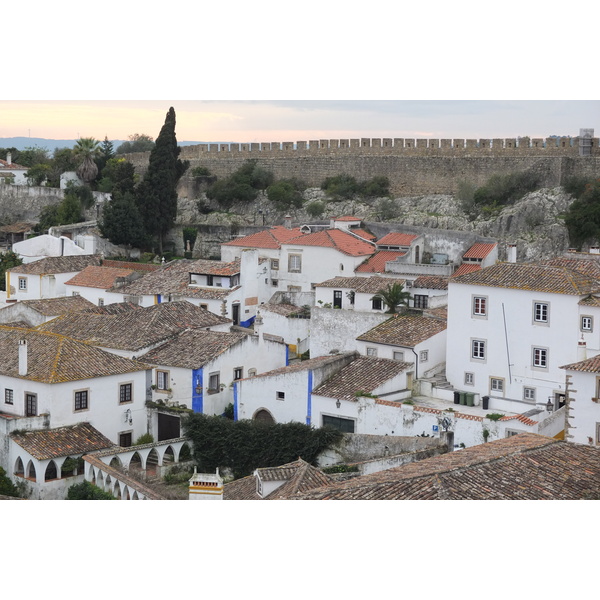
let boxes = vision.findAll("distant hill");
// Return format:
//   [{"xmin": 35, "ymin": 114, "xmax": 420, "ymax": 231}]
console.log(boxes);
[{"xmin": 0, "ymin": 137, "xmax": 210, "ymax": 152}]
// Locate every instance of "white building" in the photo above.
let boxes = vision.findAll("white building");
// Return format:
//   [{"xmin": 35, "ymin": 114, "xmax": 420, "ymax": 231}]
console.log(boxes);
[
  {"xmin": 0, "ymin": 153, "xmax": 29, "ymax": 185},
  {"xmin": 5, "ymin": 254, "xmax": 102, "ymax": 301},
  {"xmin": 446, "ymin": 261, "xmax": 600, "ymax": 414},
  {"xmin": 12, "ymin": 234, "xmax": 92, "ymax": 264},
  {"xmin": 0, "ymin": 295, "xmax": 97, "ymax": 327}
]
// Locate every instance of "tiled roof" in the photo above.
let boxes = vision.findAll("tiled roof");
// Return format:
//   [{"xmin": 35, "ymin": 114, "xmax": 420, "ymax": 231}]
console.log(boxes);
[
  {"xmin": 315, "ymin": 275, "xmax": 406, "ymax": 294},
  {"xmin": 8, "ymin": 295, "xmax": 97, "ymax": 316},
  {"xmin": 313, "ymin": 356, "xmax": 412, "ymax": 401},
  {"xmin": 224, "ymin": 459, "xmax": 334, "ymax": 500},
  {"xmin": 334, "ymin": 216, "xmax": 362, "ymax": 222},
  {"xmin": 0, "ymin": 327, "xmax": 149, "ymax": 383},
  {"xmin": 138, "ymin": 329, "xmax": 248, "ymax": 369},
  {"xmin": 355, "ymin": 250, "xmax": 407, "ymax": 273},
  {"xmin": 560, "ymin": 354, "xmax": 600, "ymax": 373},
  {"xmin": 290, "ymin": 434, "xmax": 600, "ymax": 500},
  {"xmin": 579, "ymin": 295, "xmax": 600, "ymax": 307},
  {"xmin": 260, "ymin": 303, "xmax": 309, "ymax": 317},
  {"xmin": 462, "ymin": 242, "xmax": 497, "ymax": 259},
  {"xmin": 109, "ymin": 259, "xmax": 238, "ymax": 300},
  {"xmin": 64, "ymin": 265, "xmax": 136, "ymax": 289},
  {"xmin": 352, "ymin": 229, "xmax": 377, "ymax": 241},
  {"xmin": 538, "ymin": 257, "xmax": 600, "ymax": 279},
  {"xmin": 450, "ymin": 262, "xmax": 600, "ymax": 295},
  {"xmin": 376, "ymin": 232, "xmax": 419, "ymax": 247},
  {"xmin": 412, "ymin": 275, "xmax": 448, "ymax": 290},
  {"xmin": 451, "ymin": 263, "xmax": 482, "ymax": 277},
  {"xmin": 101, "ymin": 259, "xmax": 161, "ymax": 272},
  {"xmin": 357, "ymin": 314, "xmax": 447, "ymax": 347},
  {"xmin": 222, "ymin": 226, "xmax": 305, "ymax": 249},
  {"xmin": 83, "ymin": 302, "xmax": 142, "ymax": 315},
  {"xmin": 36, "ymin": 300, "xmax": 231, "ymax": 352},
  {"xmin": 0, "ymin": 222, "xmax": 35, "ymax": 234},
  {"xmin": 283, "ymin": 229, "xmax": 376, "ymax": 257},
  {"xmin": 8, "ymin": 254, "xmax": 102, "ymax": 275},
  {"xmin": 247, "ymin": 352, "xmax": 357, "ymax": 380},
  {"xmin": 188, "ymin": 258, "xmax": 240, "ymax": 276},
  {"xmin": 0, "ymin": 158, "xmax": 27, "ymax": 169},
  {"xmin": 10, "ymin": 422, "xmax": 114, "ymax": 460}
]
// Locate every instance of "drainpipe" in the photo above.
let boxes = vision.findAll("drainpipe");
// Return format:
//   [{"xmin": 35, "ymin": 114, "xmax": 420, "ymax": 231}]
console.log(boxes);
[{"xmin": 411, "ymin": 347, "xmax": 419, "ymax": 379}]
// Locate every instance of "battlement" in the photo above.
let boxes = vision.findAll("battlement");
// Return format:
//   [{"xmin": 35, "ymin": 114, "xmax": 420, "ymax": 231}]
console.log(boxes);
[{"xmin": 177, "ymin": 135, "xmax": 599, "ymax": 159}]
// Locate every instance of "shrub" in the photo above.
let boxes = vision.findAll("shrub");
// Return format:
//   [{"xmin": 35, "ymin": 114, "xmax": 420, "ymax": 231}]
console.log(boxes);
[
  {"xmin": 267, "ymin": 179, "xmax": 305, "ymax": 211},
  {"xmin": 565, "ymin": 178, "xmax": 600, "ymax": 248},
  {"xmin": 376, "ymin": 197, "xmax": 400, "ymax": 221},
  {"xmin": 485, "ymin": 413, "xmax": 505, "ymax": 421},
  {"xmin": 134, "ymin": 432, "xmax": 154, "ymax": 445},
  {"xmin": 67, "ymin": 480, "xmax": 115, "ymax": 500},
  {"xmin": 359, "ymin": 175, "xmax": 390, "ymax": 197},
  {"xmin": 0, "ymin": 466, "xmax": 20, "ymax": 497},
  {"xmin": 306, "ymin": 200, "xmax": 326, "ymax": 218},
  {"xmin": 563, "ymin": 175, "xmax": 593, "ymax": 199},
  {"xmin": 321, "ymin": 174, "xmax": 360, "ymax": 200},
  {"xmin": 472, "ymin": 171, "xmax": 540, "ymax": 209}
]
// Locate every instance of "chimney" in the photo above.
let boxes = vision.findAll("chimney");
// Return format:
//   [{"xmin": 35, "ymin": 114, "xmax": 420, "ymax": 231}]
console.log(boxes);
[
  {"xmin": 578, "ymin": 337, "xmax": 587, "ymax": 362},
  {"xmin": 6, "ymin": 152, "xmax": 11, "ymax": 165},
  {"xmin": 283, "ymin": 215, "xmax": 292, "ymax": 230},
  {"xmin": 254, "ymin": 310, "xmax": 264, "ymax": 346},
  {"xmin": 19, "ymin": 339, "xmax": 28, "ymax": 376},
  {"xmin": 507, "ymin": 243, "xmax": 517, "ymax": 263},
  {"xmin": 188, "ymin": 467, "xmax": 223, "ymax": 500}
]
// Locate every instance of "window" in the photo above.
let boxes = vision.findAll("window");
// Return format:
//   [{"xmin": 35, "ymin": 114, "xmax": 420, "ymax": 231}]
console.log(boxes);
[
  {"xmin": 473, "ymin": 296, "xmax": 487, "ymax": 316},
  {"xmin": 366, "ymin": 347, "xmax": 378, "ymax": 357},
  {"xmin": 533, "ymin": 302, "xmax": 549, "ymax": 323},
  {"xmin": 119, "ymin": 383, "xmax": 132, "ymax": 404},
  {"xmin": 276, "ymin": 391, "xmax": 285, "ymax": 401},
  {"xmin": 119, "ymin": 432, "xmax": 133, "ymax": 447},
  {"xmin": 271, "ymin": 279, "xmax": 278, "ymax": 286},
  {"xmin": 393, "ymin": 351, "xmax": 405, "ymax": 361},
  {"xmin": 419, "ymin": 350, "xmax": 429, "ymax": 362},
  {"xmin": 206, "ymin": 275, "xmax": 214, "ymax": 286},
  {"xmin": 581, "ymin": 316, "xmax": 593, "ymax": 332},
  {"xmin": 464, "ymin": 372, "xmax": 474, "ymax": 385},
  {"xmin": 200, "ymin": 304, "xmax": 208, "ymax": 310},
  {"xmin": 208, "ymin": 372, "xmax": 220, "ymax": 392},
  {"xmin": 472, "ymin": 339, "xmax": 486, "ymax": 360},
  {"xmin": 25, "ymin": 393, "xmax": 37, "ymax": 417},
  {"xmin": 74, "ymin": 390, "xmax": 89, "ymax": 411},
  {"xmin": 98, "ymin": 298, "xmax": 104, "ymax": 307},
  {"xmin": 596, "ymin": 423, "xmax": 600, "ymax": 446},
  {"xmin": 288, "ymin": 254, "xmax": 302, "ymax": 273},
  {"xmin": 322, "ymin": 415, "xmax": 355, "ymax": 433},
  {"xmin": 533, "ymin": 347, "xmax": 548, "ymax": 368},
  {"xmin": 18, "ymin": 277, "xmax": 27, "ymax": 291},
  {"xmin": 233, "ymin": 367, "xmax": 243, "ymax": 381},
  {"xmin": 524, "ymin": 387, "xmax": 536, "ymax": 402},
  {"xmin": 156, "ymin": 370, "xmax": 169, "ymax": 390},
  {"xmin": 5, "ymin": 389, "xmax": 14, "ymax": 404},
  {"xmin": 72, "ymin": 291, "xmax": 80, "ymax": 296},
  {"xmin": 413, "ymin": 294, "xmax": 428, "ymax": 309},
  {"xmin": 271, "ymin": 259, "xmax": 279, "ymax": 270},
  {"xmin": 372, "ymin": 297, "xmax": 383, "ymax": 310},
  {"xmin": 490, "ymin": 378, "xmax": 504, "ymax": 393}
]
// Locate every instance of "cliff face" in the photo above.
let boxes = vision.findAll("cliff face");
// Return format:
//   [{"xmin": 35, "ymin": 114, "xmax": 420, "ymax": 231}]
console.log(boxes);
[{"xmin": 173, "ymin": 187, "xmax": 574, "ymax": 263}]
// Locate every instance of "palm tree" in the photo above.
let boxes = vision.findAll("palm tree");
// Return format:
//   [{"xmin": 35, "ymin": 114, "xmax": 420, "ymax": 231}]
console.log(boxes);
[
  {"xmin": 371, "ymin": 282, "xmax": 411, "ymax": 314},
  {"xmin": 73, "ymin": 137, "xmax": 101, "ymax": 184}
]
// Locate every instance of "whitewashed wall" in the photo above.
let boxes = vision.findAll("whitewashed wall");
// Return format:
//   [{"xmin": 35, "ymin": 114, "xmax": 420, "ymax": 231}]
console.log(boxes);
[{"xmin": 564, "ymin": 368, "xmax": 600, "ymax": 445}]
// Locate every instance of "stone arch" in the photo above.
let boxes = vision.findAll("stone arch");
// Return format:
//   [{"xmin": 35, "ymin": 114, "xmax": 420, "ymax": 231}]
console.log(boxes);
[
  {"xmin": 110, "ymin": 456, "xmax": 122, "ymax": 469},
  {"xmin": 253, "ymin": 408, "xmax": 275, "ymax": 424},
  {"xmin": 14, "ymin": 457, "xmax": 24, "ymax": 477},
  {"xmin": 163, "ymin": 445, "xmax": 175, "ymax": 463},
  {"xmin": 146, "ymin": 448, "xmax": 159, "ymax": 474},
  {"xmin": 178, "ymin": 442, "xmax": 192, "ymax": 462},
  {"xmin": 60, "ymin": 456, "xmax": 76, "ymax": 478},
  {"xmin": 114, "ymin": 482, "xmax": 121, "ymax": 499},
  {"xmin": 97, "ymin": 470, "xmax": 104, "ymax": 488},
  {"xmin": 26, "ymin": 460, "xmax": 36, "ymax": 481},
  {"xmin": 45, "ymin": 460, "xmax": 58, "ymax": 481},
  {"xmin": 132, "ymin": 491, "xmax": 139, "ymax": 500},
  {"xmin": 129, "ymin": 451, "xmax": 143, "ymax": 472}
]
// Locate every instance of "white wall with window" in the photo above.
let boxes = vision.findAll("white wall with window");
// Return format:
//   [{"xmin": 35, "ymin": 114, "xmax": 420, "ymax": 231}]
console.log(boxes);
[
  {"xmin": 561, "ymin": 364, "xmax": 600, "ymax": 446},
  {"xmin": 447, "ymin": 277, "xmax": 586, "ymax": 412}
]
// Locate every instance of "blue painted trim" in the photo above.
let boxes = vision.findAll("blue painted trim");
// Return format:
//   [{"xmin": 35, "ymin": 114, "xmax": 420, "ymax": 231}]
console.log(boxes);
[
  {"xmin": 192, "ymin": 367, "xmax": 203, "ymax": 413},
  {"xmin": 239, "ymin": 316, "xmax": 255, "ymax": 328},
  {"xmin": 233, "ymin": 382, "xmax": 238, "ymax": 421},
  {"xmin": 306, "ymin": 370, "xmax": 313, "ymax": 426},
  {"xmin": 286, "ymin": 345, "xmax": 289, "ymax": 366},
  {"xmin": 156, "ymin": 294, "xmax": 161, "ymax": 304}
]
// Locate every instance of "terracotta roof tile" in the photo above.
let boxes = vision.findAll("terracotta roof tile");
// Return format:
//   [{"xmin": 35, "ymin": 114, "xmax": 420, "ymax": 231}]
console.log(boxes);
[
  {"xmin": 561, "ymin": 354, "xmax": 600, "ymax": 373},
  {"xmin": 356, "ymin": 250, "xmax": 407, "ymax": 273},
  {"xmin": 8, "ymin": 254, "xmax": 102, "ymax": 275},
  {"xmin": 376, "ymin": 232, "xmax": 419, "ymax": 247},
  {"xmin": 451, "ymin": 263, "xmax": 482, "ymax": 277},
  {"xmin": 283, "ymin": 229, "xmax": 375, "ymax": 257},
  {"xmin": 450, "ymin": 262, "xmax": 600, "ymax": 295},
  {"xmin": 65, "ymin": 265, "xmax": 136, "ymax": 289},
  {"xmin": 538, "ymin": 257, "xmax": 600, "ymax": 279},
  {"xmin": 462, "ymin": 242, "xmax": 497, "ymax": 259},
  {"xmin": 315, "ymin": 275, "xmax": 406, "ymax": 294},
  {"xmin": 412, "ymin": 275, "xmax": 448, "ymax": 290},
  {"xmin": 290, "ymin": 434, "xmax": 600, "ymax": 500},
  {"xmin": 222, "ymin": 226, "xmax": 305, "ymax": 249},
  {"xmin": 10, "ymin": 422, "xmax": 114, "ymax": 460},
  {"xmin": 352, "ymin": 229, "xmax": 377, "ymax": 241},
  {"xmin": 8, "ymin": 295, "xmax": 97, "ymax": 316},
  {"xmin": 247, "ymin": 352, "xmax": 357, "ymax": 380},
  {"xmin": 357, "ymin": 314, "xmax": 447, "ymax": 347}
]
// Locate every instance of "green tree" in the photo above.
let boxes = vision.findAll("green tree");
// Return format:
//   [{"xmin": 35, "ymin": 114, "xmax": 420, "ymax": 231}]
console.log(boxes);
[
  {"xmin": 25, "ymin": 163, "xmax": 51, "ymax": 186},
  {"xmin": 359, "ymin": 175, "xmax": 390, "ymax": 197},
  {"xmin": 16, "ymin": 146, "xmax": 50, "ymax": 167},
  {"xmin": 67, "ymin": 480, "xmax": 115, "ymax": 500},
  {"xmin": 57, "ymin": 190, "xmax": 84, "ymax": 224},
  {"xmin": 267, "ymin": 179, "xmax": 305, "ymax": 211},
  {"xmin": 100, "ymin": 191, "xmax": 148, "ymax": 248},
  {"xmin": 0, "ymin": 466, "xmax": 20, "ymax": 497},
  {"xmin": 46, "ymin": 147, "xmax": 78, "ymax": 188},
  {"xmin": 99, "ymin": 157, "xmax": 136, "ymax": 196},
  {"xmin": 73, "ymin": 137, "xmax": 102, "ymax": 184},
  {"xmin": 96, "ymin": 136, "xmax": 116, "ymax": 175},
  {"xmin": 135, "ymin": 107, "xmax": 189, "ymax": 254},
  {"xmin": 0, "ymin": 250, "xmax": 22, "ymax": 292},
  {"xmin": 371, "ymin": 282, "xmax": 411, "ymax": 314},
  {"xmin": 321, "ymin": 173, "xmax": 360, "ymax": 200},
  {"xmin": 565, "ymin": 178, "xmax": 600, "ymax": 248},
  {"xmin": 35, "ymin": 204, "xmax": 61, "ymax": 233},
  {"xmin": 116, "ymin": 133, "xmax": 155, "ymax": 154}
]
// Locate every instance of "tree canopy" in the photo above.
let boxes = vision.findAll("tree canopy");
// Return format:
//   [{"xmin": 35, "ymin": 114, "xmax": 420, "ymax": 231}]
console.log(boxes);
[
  {"xmin": 73, "ymin": 137, "xmax": 102, "ymax": 184},
  {"xmin": 371, "ymin": 282, "xmax": 411, "ymax": 314},
  {"xmin": 116, "ymin": 133, "xmax": 155, "ymax": 154}
]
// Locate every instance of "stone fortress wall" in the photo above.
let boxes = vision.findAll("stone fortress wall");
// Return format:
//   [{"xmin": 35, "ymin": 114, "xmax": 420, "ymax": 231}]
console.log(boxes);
[{"xmin": 124, "ymin": 133, "xmax": 600, "ymax": 196}]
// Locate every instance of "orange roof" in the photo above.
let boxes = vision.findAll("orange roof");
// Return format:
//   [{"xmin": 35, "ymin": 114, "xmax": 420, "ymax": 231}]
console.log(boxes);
[
  {"xmin": 282, "ymin": 229, "xmax": 375, "ymax": 257},
  {"xmin": 65, "ymin": 265, "xmax": 135, "ymax": 289},
  {"xmin": 463, "ymin": 242, "xmax": 497, "ymax": 259},
  {"xmin": 356, "ymin": 250, "xmax": 407, "ymax": 273},
  {"xmin": 352, "ymin": 229, "xmax": 377, "ymax": 241},
  {"xmin": 334, "ymin": 215, "xmax": 362, "ymax": 222},
  {"xmin": 222, "ymin": 226, "xmax": 304, "ymax": 249},
  {"xmin": 452, "ymin": 263, "xmax": 482, "ymax": 277},
  {"xmin": 377, "ymin": 232, "xmax": 419, "ymax": 247}
]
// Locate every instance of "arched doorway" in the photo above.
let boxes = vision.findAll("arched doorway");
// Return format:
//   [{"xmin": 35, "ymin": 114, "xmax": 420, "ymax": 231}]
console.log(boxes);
[
  {"xmin": 146, "ymin": 448, "xmax": 159, "ymax": 475},
  {"xmin": 26, "ymin": 461, "xmax": 36, "ymax": 481},
  {"xmin": 253, "ymin": 409, "xmax": 275, "ymax": 424},
  {"xmin": 45, "ymin": 460, "xmax": 58, "ymax": 481},
  {"xmin": 14, "ymin": 457, "xmax": 24, "ymax": 477}
]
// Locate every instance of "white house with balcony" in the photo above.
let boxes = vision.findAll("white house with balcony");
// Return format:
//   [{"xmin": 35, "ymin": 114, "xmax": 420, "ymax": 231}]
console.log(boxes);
[{"xmin": 446, "ymin": 261, "xmax": 600, "ymax": 414}]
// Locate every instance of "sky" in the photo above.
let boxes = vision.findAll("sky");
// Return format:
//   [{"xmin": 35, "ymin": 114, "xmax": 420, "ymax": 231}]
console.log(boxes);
[{"xmin": 0, "ymin": 99, "xmax": 598, "ymax": 143}]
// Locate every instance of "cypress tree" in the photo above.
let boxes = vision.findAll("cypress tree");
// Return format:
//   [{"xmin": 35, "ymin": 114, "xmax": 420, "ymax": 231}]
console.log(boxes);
[{"xmin": 135, "ymin": 107, "xmax": 189, "ymax": 254}]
